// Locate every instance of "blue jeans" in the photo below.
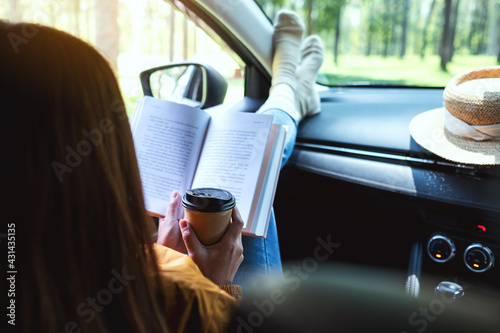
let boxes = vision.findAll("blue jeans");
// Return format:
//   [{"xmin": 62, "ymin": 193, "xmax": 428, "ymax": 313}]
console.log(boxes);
[{"xmin": 232, "ymin": 108, "xmax": 297, "ymax": 289}]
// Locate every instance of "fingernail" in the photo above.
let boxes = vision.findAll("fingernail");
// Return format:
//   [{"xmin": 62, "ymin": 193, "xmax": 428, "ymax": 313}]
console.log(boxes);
[
  {"xmin": 179, "ymin": 219, "xmax": 188, "ymax": 230},
  {"xmin": 170, "ymin": 191, "xmax": 178, "ymax": 202}
]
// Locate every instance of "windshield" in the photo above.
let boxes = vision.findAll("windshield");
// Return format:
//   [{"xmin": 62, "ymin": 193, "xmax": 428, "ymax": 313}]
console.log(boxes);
[{"xmin": 256, "ymin": 0, "xmax": 498, "ymax": 88}]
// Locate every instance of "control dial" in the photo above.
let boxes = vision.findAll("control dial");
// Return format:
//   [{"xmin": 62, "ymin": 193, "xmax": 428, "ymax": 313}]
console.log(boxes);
[
  {"xmin": 464, "ymin": 244, "xmax": 495, "ymax": 273},
  {"xmin": 427, "ymin": 235, "xmax": 456, "ymax": 263}
]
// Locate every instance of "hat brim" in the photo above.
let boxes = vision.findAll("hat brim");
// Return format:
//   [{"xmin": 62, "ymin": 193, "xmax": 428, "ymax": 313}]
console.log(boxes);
[{"xmin": 409, "ymin": 108, "xmax": 500, "ymax": 165}]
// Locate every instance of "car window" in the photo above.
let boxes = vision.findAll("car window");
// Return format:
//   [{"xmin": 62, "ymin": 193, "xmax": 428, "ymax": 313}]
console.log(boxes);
[
  {"xmin": 256, "ymin": 0, "xmax": 498, "ymax": 87},
  {"xmin": 2, "ymin": 0, "xmax": 245, "ymax": 115}
]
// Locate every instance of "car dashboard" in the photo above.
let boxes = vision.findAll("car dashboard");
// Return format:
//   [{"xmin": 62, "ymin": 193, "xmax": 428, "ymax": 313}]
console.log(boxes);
[{"xmin": 273, "ymin": 86, "xmax": 500, "ymax": 303}]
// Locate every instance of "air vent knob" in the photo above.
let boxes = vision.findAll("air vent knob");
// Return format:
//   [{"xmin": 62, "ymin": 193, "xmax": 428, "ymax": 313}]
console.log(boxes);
[{"xmin": 427, "ymin": 235, "xmax": 456, "ymax": 263}]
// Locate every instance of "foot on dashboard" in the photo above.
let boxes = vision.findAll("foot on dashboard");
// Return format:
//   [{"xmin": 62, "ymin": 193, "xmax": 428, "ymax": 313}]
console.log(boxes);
[
  {"xmin": 296, "ymin": 34, "xmax": 324, "ymax": 119},
  {"xmin": 271, "ymin": 10, "xmax": 304, "ymax": 88},
  {"xmin": 261, "ymin": 10, "xmax": 305, "ymax": 123}
]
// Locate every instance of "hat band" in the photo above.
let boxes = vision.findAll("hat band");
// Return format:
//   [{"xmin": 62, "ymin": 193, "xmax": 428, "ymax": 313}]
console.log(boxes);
[{"xmin": 444, "ymin": 108, "xmax": 500, "ymax": 141}]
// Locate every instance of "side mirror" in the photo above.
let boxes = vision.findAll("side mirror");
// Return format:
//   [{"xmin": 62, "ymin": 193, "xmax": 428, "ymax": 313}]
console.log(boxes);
[{"xmin": 140, "ymin": 62, "xmax": 228, "ymax": 109}]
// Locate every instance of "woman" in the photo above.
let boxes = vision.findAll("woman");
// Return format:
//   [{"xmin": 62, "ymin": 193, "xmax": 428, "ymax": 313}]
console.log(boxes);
[
  {"xmin": 2, "ymin": 21, "xmax": 240, "ymax": 333},
  {"xmin": 1, "ymin": 10, "xmax": 323, "ymax": 333}
]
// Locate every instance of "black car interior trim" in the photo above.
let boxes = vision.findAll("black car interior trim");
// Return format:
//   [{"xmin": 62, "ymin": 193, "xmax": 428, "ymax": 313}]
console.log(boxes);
[{"xmin": 288, "ymin": 148, "xmax": 500, "ymax": 212}]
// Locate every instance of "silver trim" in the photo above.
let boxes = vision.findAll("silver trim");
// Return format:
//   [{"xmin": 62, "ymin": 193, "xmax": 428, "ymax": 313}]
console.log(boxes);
[
  {"xmin": 405, "ymin": 274, "xmax": 420, "ymax": 298},
  {"xmin": 464, "ymin": 243, "xmax": 495, "ymax": 273},
  {"xmin": 427, "ymin": 235, "xmax": 456, "ymax": 263},
  {"xmin": 294, "ymin": 142, "xmax": 476, "ymax": 170},
  {"xmin": 435, "ymin": 281, "xmax": 464, "ymax": 299}
]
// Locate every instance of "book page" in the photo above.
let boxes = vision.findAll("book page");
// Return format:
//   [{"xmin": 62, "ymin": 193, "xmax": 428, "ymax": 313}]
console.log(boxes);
[
  {"xmin": 191, "ymin": 112, "xmax": 273, "ymax": 228},
  {"xmin": 131, "ymin": 97, "xmax": 210, "ymax": 215},
  {"xmin": 250, "ymin": 124, "xmax": 286, "ymax": 237}
]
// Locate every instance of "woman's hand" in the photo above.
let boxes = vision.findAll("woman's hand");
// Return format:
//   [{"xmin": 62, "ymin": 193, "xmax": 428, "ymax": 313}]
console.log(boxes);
[
  {"xmin": 157, "ymin": 191, "xmax": 187, "ymax": 254},
  {"xmin": 180, "ymin": 207, "xmax": 244, "ymax": 285}
]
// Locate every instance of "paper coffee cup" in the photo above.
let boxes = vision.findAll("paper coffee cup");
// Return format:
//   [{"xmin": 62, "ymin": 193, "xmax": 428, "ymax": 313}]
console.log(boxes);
[{"xmin": 182, "ymin": 188, "xmax": 236, "ymax": 246}]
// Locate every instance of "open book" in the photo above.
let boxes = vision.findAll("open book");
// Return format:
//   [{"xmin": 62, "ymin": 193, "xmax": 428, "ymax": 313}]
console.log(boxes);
[{"xmin": 130, "ymin": 96, "xmax": 286, "ymax": 238}]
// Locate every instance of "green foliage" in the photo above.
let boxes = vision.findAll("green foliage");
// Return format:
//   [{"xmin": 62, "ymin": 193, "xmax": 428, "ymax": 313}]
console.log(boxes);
[
  {"xmin": 317, "ymin": 54, "xmax": 498, "ymax": 87},
  {"xmin": 259, "ymin": 0, "xmax": 500, "ymax": 86},
  {"xmin": 314, "ymin": 0, "xmax": 345, "ymax": 32}
]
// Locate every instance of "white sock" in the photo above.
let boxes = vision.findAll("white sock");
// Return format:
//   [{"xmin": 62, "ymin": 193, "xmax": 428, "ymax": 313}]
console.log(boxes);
[
  {"xmin": 260, "ymin": 10, "xmax": 304, "ymax": 123},
  {"xmin": 296, "ymin": 35, "xmax": 324, "ymax": 119}
]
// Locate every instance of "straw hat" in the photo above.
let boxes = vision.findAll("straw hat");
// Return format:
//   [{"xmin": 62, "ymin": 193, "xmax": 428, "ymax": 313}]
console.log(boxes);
[{"xmin": 410, "ymin": 66, "xmax": 500, "ymax": 165}]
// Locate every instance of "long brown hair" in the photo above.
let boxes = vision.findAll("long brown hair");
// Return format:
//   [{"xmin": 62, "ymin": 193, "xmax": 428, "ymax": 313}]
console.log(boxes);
[{"xmin": 1, "ymin": 22, "xmax": 168, "ymax": 332}]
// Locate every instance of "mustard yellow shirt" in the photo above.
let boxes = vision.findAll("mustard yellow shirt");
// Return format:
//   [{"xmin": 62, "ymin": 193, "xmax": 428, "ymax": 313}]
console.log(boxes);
[{"xmin": 153, "ymin": 243, "xmax": 238, "ymax": 332}]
